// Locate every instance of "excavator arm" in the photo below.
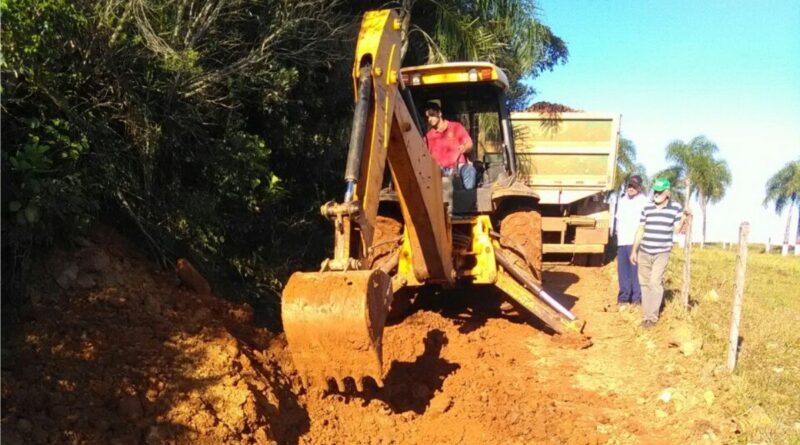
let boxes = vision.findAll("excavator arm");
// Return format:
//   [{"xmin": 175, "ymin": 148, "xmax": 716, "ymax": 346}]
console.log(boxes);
[{"xmin": 281, "ymin": 10, "xmax": 453, "ymax": 391}]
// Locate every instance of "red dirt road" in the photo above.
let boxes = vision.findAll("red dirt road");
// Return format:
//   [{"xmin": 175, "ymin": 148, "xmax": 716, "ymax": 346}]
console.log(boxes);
[
  {"xmin": 289, "ymin": 268, "xmax": 679, "ymax": 445},
  {"xmin": 2, "ymin": 235, "xmax": 726, "ymax": 444}
]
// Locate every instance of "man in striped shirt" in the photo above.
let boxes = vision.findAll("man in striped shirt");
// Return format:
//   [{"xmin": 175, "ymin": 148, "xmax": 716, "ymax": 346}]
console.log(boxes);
[{"xmin": 630, "ymin": 178, "xmax": 691, "ymax": 328}]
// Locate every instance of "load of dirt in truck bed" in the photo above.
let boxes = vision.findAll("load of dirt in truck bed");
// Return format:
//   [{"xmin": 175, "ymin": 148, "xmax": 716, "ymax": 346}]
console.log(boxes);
[
  {"xmin": 3, "ymin": 227, "xmax": 730, "ymax": 444},
  {"xmin": 524, "ymin": 101, "xmax": 580, "ymax": 113}
]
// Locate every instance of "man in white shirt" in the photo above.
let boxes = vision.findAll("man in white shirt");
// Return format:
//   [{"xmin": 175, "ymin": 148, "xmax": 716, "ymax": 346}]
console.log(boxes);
[{"xmin": 613, "ymin": 175, "xmax": 648, "ymax": 310}]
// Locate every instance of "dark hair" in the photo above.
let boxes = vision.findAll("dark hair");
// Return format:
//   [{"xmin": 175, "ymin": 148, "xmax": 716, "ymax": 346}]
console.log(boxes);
[
  {"xmin": 424, "ymin": 102, "xmax": 441, "ymax": 114},
  {"xmin": 627, "ymin": 175, "xmax": 643, "ymax": 190}
]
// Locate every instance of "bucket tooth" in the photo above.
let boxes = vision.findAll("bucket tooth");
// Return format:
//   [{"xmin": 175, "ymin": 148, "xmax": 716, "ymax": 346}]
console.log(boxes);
[
  {"xmin": 354, "ymin": 377, "xmax": 365, "ymax": 393},
  {"xmin": 282, "ymin": 270, "xmax": 392, "ymax": 390},
  {"xmin": 334, "ymin": 375, "xmax": 347, "ymax": 392}
]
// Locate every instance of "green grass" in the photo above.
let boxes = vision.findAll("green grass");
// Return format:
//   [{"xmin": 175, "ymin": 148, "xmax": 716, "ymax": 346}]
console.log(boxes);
[{"xmin": 662, "ymin": 245, "xmax": 800, "ymax": 444}]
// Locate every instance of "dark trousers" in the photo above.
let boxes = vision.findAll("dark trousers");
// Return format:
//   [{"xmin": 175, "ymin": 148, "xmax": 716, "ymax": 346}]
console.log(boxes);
[{"xmin": 616, "ymin": 245, "xmax": 641, "ymax": 304}]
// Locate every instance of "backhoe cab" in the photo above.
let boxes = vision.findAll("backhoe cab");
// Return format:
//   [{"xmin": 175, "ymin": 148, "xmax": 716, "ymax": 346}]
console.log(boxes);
[
  {"xmin": 400, "ymin": 62, "xmax": 520, "ymax": 189},
  {"xmin": 281, "ymin": 9, "xmax": 584, "ymax": 393}
]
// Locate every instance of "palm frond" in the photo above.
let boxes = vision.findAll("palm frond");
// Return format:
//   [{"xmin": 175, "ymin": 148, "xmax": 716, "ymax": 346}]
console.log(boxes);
[{"xmin": 764, "ymin": 159, "xmax": 800, "ymax": 214}]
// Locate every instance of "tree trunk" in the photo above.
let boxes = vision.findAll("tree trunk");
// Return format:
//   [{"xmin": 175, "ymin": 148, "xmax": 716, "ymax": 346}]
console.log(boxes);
[
  {"xmin": 795, "ymin": 201, "xmax": 800, "ymax": 255},
  {"xmin": 782, "ymin": 204, "xmax": 793, "ymax": 256},
  {"xmin": 398, "ymin": 0, "xmax": 413, "ymax": 59},
  {"xmin": 699, "ymin": 191, "xmax": 707, "ymax": 249}
]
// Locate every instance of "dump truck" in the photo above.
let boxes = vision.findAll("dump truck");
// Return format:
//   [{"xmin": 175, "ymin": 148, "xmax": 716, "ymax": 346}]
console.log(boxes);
[
  {"xmin": 281, "ymin": 9, "xmax": 586, "ymax": 393},
  {"xmin": 510, "ymin": 112, "xmax": 620, "ymax": 265}
]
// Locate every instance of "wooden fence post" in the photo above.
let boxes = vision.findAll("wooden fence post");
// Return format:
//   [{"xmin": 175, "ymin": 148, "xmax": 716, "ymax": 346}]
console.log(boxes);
[
  {"xmin": 681, "ymin": 177, "xmax": 692, "ymax": 310},
  {"xmin": 727, "ymin": 222, "xmax": 750, "ymax": 371}
]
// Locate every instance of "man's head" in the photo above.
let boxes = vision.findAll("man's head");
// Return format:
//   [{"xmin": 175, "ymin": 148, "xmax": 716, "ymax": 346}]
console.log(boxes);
[
  {"xmin": 626, "ymin": 175, "xmax": 643, "ymax": 198},
  {"xmin": 652, "ymin": 178, "xmax": 671, "ymax": 204},
  {"xmin": 424, "ymin": 102, "xmax": 443, "ymax": 129}
]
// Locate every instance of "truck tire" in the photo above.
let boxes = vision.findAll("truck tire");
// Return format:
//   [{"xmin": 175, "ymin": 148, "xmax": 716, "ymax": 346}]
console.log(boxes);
[{"xmin": 499, "ymin": 209, "xmax": 543, "ymax": 284}]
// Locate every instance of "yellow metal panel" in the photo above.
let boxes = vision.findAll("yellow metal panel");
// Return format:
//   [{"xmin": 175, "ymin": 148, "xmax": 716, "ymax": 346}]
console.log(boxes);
[
  {"xmin": 541, "ymin": 218, "xmax": 567, "ymax": 232},
  {"xmin": 351, "ymin": 10, "xmax": 403, "ymax": 254},
  {"xmin": 353, "ymin": 10, "xmax": 395, "ymax": 95},
  {"xmin": 397, "ymin": 226, "xmax": 423, "ymax": 287},
  {"xmin": 459, "ymin": 216, "xmax": 497, "ymax": 284},
  {"xmin": 574, "ymin": 227, "xmax": 608, "ymax": 245},
  {"xmin": 518, "ymin": 154, "xmax": 610, "ymax": 176},
  {"xmin": 514, "ymin": 120, "xmax": 615, "ymax": 145}
]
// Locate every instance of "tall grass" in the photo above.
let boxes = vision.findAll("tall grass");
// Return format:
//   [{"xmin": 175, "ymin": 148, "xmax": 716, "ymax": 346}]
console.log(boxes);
[{"xmin": 663, "ymin": 245, "xmax": 800, "ymax": 443}]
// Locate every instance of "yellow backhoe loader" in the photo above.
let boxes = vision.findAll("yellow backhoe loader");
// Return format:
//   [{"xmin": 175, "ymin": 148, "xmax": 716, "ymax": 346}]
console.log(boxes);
[{"xmin": 282, "ymin": 9, "xmax": 585, "ymax": 392}]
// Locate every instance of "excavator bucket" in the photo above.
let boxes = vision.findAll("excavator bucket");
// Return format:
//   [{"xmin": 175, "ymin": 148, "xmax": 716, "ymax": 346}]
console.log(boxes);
[{"xmin": 281, "ymin": 269, "xmax": 392, "ymax": 391}]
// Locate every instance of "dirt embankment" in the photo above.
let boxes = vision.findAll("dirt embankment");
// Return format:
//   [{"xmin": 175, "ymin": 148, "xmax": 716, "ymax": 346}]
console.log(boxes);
[
  {"xmin": 1, "ymin": 228, "xmax": 307, "ymax": 444},
  {"xmin": 2, "ymin": 228, "xmax": 727, "ymax": 444}
]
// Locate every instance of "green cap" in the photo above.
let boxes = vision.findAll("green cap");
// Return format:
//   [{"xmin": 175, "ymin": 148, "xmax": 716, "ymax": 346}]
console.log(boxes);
[{"xmin": 653, "ymin": 178, "xmax": 671, "ymax": 192}]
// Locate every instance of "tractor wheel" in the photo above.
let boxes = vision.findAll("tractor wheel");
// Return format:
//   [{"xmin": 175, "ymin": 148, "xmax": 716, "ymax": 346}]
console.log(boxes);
[{"xmin": 498, "ymin": 209, "xmax": 543, "ymax": 284}]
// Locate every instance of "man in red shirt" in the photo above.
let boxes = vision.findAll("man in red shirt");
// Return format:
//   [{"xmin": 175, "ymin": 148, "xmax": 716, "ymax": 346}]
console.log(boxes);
[{"xmin": 423, "ymin": 102, "xmax": 478, "ymax": 189}]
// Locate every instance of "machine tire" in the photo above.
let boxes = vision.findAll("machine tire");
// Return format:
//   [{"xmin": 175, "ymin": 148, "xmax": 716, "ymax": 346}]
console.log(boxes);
[{"xmin": 499, "ymin": 209, "xmax": 543, "ymax": 284}]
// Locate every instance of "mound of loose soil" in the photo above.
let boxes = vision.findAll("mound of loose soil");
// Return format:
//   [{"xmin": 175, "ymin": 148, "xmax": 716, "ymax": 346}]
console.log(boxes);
[{"xmin": 1, "ymin": 228, "xmax": 306, "ymax": 445}]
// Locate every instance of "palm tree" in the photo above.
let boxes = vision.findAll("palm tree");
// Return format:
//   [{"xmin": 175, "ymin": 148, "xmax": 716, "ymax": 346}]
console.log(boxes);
[
  {"xmin": 613, "ymin": 136, "xmax": 648, "ymax": 195},
  {"xmin": 656, "ymin": 136, "xmax": 732, "ymax": 247},
  {"xmin": 763, "ymin": 159, "xmax": 800, "ymax": 256},
  {"xmin": 692, "ymin": 155, "xmax": 732, "ymax": 248}
]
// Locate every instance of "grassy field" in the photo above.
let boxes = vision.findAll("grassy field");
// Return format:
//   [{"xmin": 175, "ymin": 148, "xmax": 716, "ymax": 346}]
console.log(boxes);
[{"xmin": 660, "ymin": 244, "xmax": 800, "ymax": 444}]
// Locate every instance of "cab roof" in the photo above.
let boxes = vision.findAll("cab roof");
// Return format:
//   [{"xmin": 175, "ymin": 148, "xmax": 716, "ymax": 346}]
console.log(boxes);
[{"xmin": 400, "ymin": 62, "xmax": 509, "ymax": 91}]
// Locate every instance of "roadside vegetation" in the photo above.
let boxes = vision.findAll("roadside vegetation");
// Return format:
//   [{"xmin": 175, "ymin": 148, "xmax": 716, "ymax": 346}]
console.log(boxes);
[
  {"xmin": 1, "ymin": 0, "xmax": 568, "ymax": 324},
  {"xmin": 659, "ymin": 245, "xmax": 800, "ymax": 444}
]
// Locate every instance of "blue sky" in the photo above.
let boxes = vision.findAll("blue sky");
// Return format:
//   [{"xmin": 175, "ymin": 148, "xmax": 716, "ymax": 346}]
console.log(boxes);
[{"xmin": 528, "ymin": 0, "xmax": 800, "ymax": 244}]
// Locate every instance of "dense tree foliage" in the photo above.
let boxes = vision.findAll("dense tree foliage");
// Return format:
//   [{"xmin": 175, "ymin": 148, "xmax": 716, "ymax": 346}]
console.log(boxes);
[
  {"xmin": 2, "ymin": 0, "xmax": 355, "ymax": 314},
  {"xmin": 2, "ymin": 0, "xmax": 567, "ymax": 320}
]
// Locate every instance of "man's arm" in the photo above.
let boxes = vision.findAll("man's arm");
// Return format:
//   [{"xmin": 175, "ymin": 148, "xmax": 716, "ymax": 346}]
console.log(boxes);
[
  {"xmin": 630, "ymin": 224, "xmax": 645, "ymax": 265},
  {"xmin": 454, "ymin": 122, "xmax": 473, "ymax": 154},
  {"xmin": 675, "ymin": 207, "xmax": 692, "ymax": 234}
]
